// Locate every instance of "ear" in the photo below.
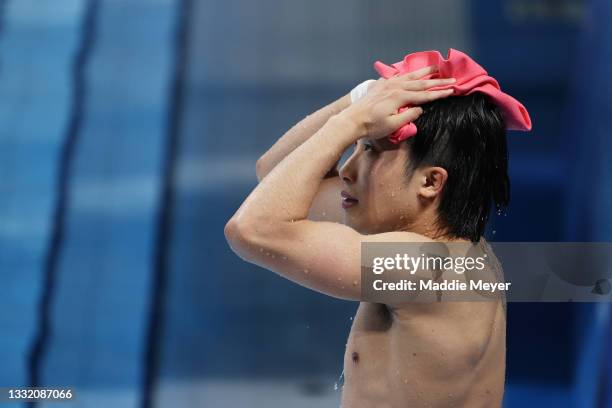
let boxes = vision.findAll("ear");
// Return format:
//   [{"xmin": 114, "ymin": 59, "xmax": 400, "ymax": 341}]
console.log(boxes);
[{"xmin": 417, "ymin": 166, "xmax": 448, "ymax": 199}]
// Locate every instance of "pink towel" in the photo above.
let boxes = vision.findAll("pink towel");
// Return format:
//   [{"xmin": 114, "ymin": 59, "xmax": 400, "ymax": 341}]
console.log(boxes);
[{"xmin": 373, "ymin": 48, "xmax": 532, "ymax": 143}]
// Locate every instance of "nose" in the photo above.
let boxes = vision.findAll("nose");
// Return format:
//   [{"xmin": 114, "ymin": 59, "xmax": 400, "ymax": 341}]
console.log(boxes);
[{"xmin": 339, "ymin": 152, "xmax": 358, "ymax": 185}]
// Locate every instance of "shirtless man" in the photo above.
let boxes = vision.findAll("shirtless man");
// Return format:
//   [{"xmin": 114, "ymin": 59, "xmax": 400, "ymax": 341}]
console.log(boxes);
[{"xmin": 224, "ymin": 65, "xmax": 508, "ymax": 407}]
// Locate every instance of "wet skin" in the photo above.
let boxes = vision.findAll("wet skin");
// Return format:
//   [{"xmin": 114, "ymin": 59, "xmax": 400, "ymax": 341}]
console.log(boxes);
[
  {"xmin": 225, "ymin": 68, "xmax": 508, "ymax": 407},
  {"xmin": 337, "ymin": 138, "xmax": 507, "ymax": 407},
  {"xmin": 341, "ymin": 286, "xmax": 506, "ymax": 408}
]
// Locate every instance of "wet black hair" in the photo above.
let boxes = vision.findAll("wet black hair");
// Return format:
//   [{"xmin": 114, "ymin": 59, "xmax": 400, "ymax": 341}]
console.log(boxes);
[{"xmin": 405, "ymin": 93, "xmax": 509, "ymax": 242}]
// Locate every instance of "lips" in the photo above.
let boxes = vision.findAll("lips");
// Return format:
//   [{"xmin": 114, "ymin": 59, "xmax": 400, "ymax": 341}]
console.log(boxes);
[{"xmin": 341, "ymin": 190, "xmax": 359, "ymax": 209}]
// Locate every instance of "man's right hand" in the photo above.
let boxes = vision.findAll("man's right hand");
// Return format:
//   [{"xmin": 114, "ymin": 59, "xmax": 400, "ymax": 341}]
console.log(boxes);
[{"xmin": 339, "ymin": 65, "xmax": 456, "ymax": 141}]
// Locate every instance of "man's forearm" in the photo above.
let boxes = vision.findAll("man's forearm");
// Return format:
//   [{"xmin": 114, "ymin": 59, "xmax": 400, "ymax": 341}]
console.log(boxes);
[
  {"xmin": 256, "ymin": 93, "xmax": 351, "ymax": 180},
  {"xmin": 231, "ymin": 114, "xmax": 362, "ymax": 226}
]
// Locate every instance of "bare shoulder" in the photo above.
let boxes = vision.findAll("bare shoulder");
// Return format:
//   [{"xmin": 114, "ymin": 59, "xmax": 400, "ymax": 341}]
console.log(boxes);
[{"xmin": 380, "ymin": 237, "xmax": 506, "ymax": 354}]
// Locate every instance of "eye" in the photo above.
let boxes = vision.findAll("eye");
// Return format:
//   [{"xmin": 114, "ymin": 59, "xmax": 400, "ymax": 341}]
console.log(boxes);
[{"xmin": 363, "ymin": 142, "xmax": 377, "ymax": 153}]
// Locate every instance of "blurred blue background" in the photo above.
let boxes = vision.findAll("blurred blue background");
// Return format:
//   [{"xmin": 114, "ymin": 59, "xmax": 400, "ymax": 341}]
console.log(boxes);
[{"xmin": 0, "ymin": 0, "xmax": 611, "ymax": 407}]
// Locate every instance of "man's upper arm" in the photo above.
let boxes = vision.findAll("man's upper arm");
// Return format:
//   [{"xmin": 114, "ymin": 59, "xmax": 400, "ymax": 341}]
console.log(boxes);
[
  {"xmin": 258, "ymin": 161, "xmax": 344, "ymax": 224},
  {"xmin": 230, "ymin": 218, "xmax": 428, "ymax": 301},
  {"xmin": 307, "ymin": 176, "xmax": 345, "ymax": 223}
]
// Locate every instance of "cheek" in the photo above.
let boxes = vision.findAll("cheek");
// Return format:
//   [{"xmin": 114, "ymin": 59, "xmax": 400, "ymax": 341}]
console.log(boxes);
[
  {"xmin": 368, "ymin": 154, "xmax": 404, "ymax": 198},
  {"xmin": 368, "ymin": 155, "xmax": 416, "ymax": 223},
  {"xmin": 364, "ymin": 160, "xmax": 388, "ymax": 200}
]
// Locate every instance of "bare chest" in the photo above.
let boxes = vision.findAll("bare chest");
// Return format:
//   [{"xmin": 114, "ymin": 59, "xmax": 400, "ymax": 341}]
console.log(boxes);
[{"xmin": 340, "ymin": 301, "xmax": 506, "ymax": 407}]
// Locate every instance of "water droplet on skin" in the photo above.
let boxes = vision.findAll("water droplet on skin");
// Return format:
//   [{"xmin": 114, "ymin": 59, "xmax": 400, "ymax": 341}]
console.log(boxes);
[
  {"xmin": 337, "ymin": 277, "xmax": 342, "ymax": 281},
  {"xmin": 403, "ymin": 378, "xmax": 408, "ymax": 384},
  {"xmin": 282, "ymin": 256, "xmax": 287, "ymax": 260},
  {"xmin": 322, "ymin": 211, "xmax": 326, "ymax": 216},
  {"xmin": 303, "ymin": 269, "xmax": 309, "ymax": 274},
  {"xmin": 352, "ymin": 280, "xmax": 358, "ymax": 286},
  {"xmin": 290, "ymin": 219, "xmax": 295, "ymax": 223}
]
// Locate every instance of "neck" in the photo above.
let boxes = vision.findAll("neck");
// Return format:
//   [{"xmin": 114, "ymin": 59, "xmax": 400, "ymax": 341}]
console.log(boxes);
[{"xmin": 398, "ymin": 210, "xmax": 461, "ymax": 242}]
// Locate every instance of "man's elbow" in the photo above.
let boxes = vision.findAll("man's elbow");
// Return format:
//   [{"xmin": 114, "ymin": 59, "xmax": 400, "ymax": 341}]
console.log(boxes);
[
  {"xmin": 224, "ymin": 216, "xmax": 273, "ymax": 253},
  {"xmin": 224, "ymin": 217, "xmax": 255, "ymax": 254},
  {"xmin": 225, "ymin": 216, "xmax": 291, "ymax": 258}
]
